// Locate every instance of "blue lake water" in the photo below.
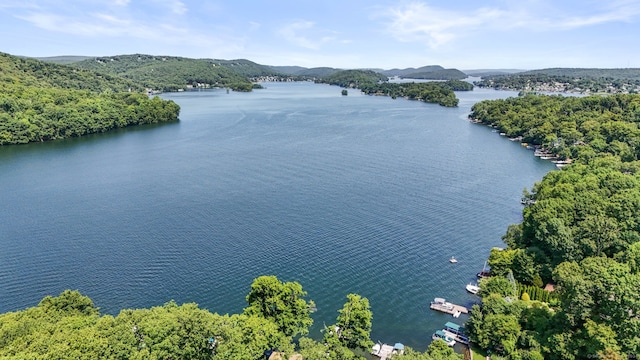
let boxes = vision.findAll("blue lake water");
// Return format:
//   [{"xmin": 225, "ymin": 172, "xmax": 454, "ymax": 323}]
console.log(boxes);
[{"xmin": 0, "ymin": 82, "xmax": 556, "ymax": 350}]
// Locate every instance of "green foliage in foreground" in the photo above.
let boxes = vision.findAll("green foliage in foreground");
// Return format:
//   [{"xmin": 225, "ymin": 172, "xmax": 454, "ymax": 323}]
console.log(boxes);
[
  {"xmin": 244, "ymin": 275, "xmax": 314, "ymax": 337},
  {"xmin": 0, "ymin": 279, "xmax": 463, "ymax": 359},
  {"xmin": 71, "ymin": 54, "xmax": 254, "ymax": 92}
]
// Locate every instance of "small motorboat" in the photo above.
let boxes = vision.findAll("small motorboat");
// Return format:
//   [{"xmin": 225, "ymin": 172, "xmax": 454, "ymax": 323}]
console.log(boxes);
[
  {"xmin": 466, "ymin": 283, "xmax": 480, "ymax": 295},
  {"xmin": 449, "ymin": 256, "xmax": 458, "ymax": 263}
]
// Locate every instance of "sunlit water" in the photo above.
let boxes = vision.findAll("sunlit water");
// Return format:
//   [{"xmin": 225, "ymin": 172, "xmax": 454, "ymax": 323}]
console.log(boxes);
[{"xmin": 0, "ymin": 82, "xmax": 556, "ymax": 350}]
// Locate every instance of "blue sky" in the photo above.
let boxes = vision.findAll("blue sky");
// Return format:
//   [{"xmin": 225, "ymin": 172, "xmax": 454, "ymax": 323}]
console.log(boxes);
[{"xmin": 1, "ymin": 0, "xmax": 639, "ymax": 70}]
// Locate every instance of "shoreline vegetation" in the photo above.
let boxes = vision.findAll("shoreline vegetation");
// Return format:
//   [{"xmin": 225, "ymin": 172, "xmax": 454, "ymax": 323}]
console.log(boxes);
[
  {"xmin": 465, "ymin": 92, "xmax": 640, "ymax": 359},
  {"xmin": 0, "ymin": 52, "xmax": 180, "ymax": 145},
  {"xmin": 315, "ymin": 69, "xmax": 473, "ymax": 107}
]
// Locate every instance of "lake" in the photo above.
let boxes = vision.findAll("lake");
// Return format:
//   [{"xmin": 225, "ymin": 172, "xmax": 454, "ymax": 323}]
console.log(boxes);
[{"xmin": 0, "ymin": 82, "xmax": 556, "ymax": 350}]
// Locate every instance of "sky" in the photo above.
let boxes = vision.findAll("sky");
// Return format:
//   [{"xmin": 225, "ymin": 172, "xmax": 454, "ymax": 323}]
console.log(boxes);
[{"xmin": 1, "ymin": 0, "xmax": 640, "ymax": 70}]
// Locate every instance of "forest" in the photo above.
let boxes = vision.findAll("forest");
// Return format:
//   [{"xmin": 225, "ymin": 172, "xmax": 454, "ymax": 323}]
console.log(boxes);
[
  {"xmin": 359, "ymin": 80, "xmax": 473, "ymax": 107},
  {"xmin": 0, "ymin": 276, "xmax": 461, "ymax": 360},
  {"xmin": 465, "ymin": 92, "xmax": 640, "ymax": 359},
  {"xmin": 475, "ymin": 73, "xmax": 640, "ymax": 94},
  {"xmin": 316, "ymin": 69, "xmax": 472, "ymax": 107},
  {"xmin": 0, "ymin": 52, "xmax": 180, "ymax": 145},
  {"xmin": 70, "ymin": 54, "xmax": 258, "ymax": 92}
]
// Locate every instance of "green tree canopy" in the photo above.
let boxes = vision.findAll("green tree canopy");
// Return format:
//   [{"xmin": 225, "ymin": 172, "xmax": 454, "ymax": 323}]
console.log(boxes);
[
  {"xmin": 243, "ymin": 275, "xmax": 314, "ymax": 338},
  {"xmin": 328, "ymin": 294, "xmax": 373, "ymax": 350}
]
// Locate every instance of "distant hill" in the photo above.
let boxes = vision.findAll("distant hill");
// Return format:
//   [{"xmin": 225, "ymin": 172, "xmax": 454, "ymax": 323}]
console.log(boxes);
[
  {"xmin": 474, "ymin": 68, "xmax": 640, "ymax": 94},
  {"xmin": 464, "ymin": 69, "xmax": 526, "ymax": 77},
  {"xmin": 33, "ymin": 55, "xmax": 93, "ymax": 65},
  {"xmin": 2, "ymin": 52, "xmax": 142, "ymax": 92},
  {"xmin": 383, "ymin": 65, "xmax": 444, "ymax": 77},
  {"xmin": 207, "ymin": 59, "xmax": 284, "ymax": 78},
  {"xmin": 71, "ymin": 54, "xmax": 255, "ymax": 91},
  {"xmin": 267, "ymin": 65, "xmax": 308, "ymax": 76},
  {"xmin": 266, "ymin": 66, "xmax": 343, "ymax": 78},
  {"xmin": 517, "ymin": 68, "xmax": 640, "ymax": 81},
  {"xmin": 315, "ymin": 69, "xmax": 388, "ymax": 88},
  {"xmin": 382, "ymin": 65, "xmax": 467, "ymax": 80}
]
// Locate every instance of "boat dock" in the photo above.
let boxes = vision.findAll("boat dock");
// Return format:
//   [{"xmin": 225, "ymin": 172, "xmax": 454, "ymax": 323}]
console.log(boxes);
[
  {"xmin": 430, "ymin": 298, "xmax": 469, "ymax": 317},
  {"xmin": 371, "ymin": 342, "xmax": 404, "ymax": 360},
  {"xmin": 443, "ymin": 322, "xmax": 470, "ymax": 345}
]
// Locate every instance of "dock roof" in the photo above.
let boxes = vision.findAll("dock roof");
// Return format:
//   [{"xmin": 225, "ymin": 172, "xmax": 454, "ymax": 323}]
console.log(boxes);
[{"xmin": 444, "ymin": 322, "xmax": 461, "ymax": 331}]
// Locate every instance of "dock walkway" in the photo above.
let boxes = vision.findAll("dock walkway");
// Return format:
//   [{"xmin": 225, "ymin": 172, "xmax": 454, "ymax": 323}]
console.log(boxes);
[{"xmin": 430, "ymin": 298, "xmax": 469, "ymax": 317}]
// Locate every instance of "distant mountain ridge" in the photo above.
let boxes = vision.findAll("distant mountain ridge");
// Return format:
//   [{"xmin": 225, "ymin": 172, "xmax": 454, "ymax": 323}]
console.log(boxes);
[
  {"xmin": 517, "ymin": 67, "xmax": 640, "ymax": 81},
  {"xmin": 70, "ymin": 54, "xmax": 256, "ymax": 91},
  {"xmin": 33, "ymin": 55, "xmax": 94, "ymax": 64},
  {"xmin": 382, "ymin": 65, "xmax": 467, "ymax": 80},
  {"xmin": 268, "ymin": 65, "xmax": 343, "ymax": 78}
]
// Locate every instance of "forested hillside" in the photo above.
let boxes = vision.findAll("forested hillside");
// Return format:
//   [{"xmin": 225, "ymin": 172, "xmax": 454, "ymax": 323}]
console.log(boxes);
[
  {"xmin": 316, "ymin": 69, "xmax": 472, "ymax": 107},
  {"xmin": 208, "ymin": 59, "xmax": 284, "ymax": 78},
  {"xmin": 0, "ymin": 276, "xmax": 460, "ymax": 360},
  {"xmin": 1, "ymin": 52, "xmax": 142, "ymax": 92},
  {"xmin": 0, "ymin": 52, "xmax": 180, "ymax": 145},
  {"xmin": 71, "ymin": 54, "xmax": 256, "ymax": 92},
  {"xmin": 475, "ymin": 70, "xmax": 640, "ymax": 94},
  {"xmin": 521, "ymin": 68, "xmax": 640, "ymax": 81},
  {"xmin": 465, "ymin": 93, "xmax": 640, "ymax": 359},
  {"xmin": 382, "ymin": 65, "xmax": 467, "ymax": 80}
]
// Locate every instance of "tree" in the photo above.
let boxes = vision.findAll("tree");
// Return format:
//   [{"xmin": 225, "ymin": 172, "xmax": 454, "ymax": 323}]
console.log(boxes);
[
  {"xmin": 38, "ymin": 290, "xmax": 99, "ymax": 317},
  {"xmin": 487, "ymin": 248, "xmax": 516, "ymax": 277},
  {"xmin": 483, "ymin": 314, "xmax": 521, "ymax": 355},
  {"xmin": 328, "ymin": 294, "xmax": 373, "ymax": 350},
  {"xmin": 479, "ymin": 276, "xmax": 516, "ymax": 298},
  {"xmin": 244, "ymin": 275, "xmax": 313, "ymax": 337}
]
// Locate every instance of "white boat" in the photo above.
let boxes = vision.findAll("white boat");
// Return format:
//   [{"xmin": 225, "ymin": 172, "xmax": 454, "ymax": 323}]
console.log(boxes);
[
  {"xmin": 449, "ymin": 256, "xmax": 458, "ymax": 263},
  {"xmin": 466, "ymin": 283, "xmax": 480, "ymax": 294}
]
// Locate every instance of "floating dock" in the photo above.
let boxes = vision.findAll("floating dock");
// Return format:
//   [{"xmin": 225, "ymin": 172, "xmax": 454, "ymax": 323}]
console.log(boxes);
[{"xmin": 430, "ymin": 298, "xmax": 469, "ymax": 317}]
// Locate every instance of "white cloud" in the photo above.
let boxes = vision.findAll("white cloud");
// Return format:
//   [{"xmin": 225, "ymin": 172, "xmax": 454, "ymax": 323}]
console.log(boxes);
[
  {"xmin": 168, "ymin": 0, "xmax": 187, "ymax": 15},
  {"xmin": 382, "ymin": 1, "xmax": 640, "ymax": 48},
  {"xmin": 383, "ymin": 2, "xmax": 503, "ymax": 48},
  {"xmin": 248, "ymin": 21, "xmax": 261, "ymax": 31},
  {"xmin": 277, "ymin": 21, "xmax": 321, "ymax": 50},
  {"xmin": 14, "ymin": 7, "xmax": 238, "ymax": 52}
]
